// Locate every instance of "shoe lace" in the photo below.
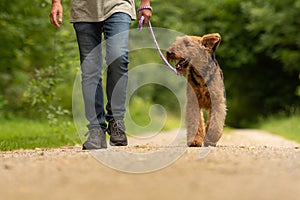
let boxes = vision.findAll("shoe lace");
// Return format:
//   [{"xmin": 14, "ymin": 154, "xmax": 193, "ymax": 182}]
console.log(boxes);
[{"xmin": 110, "ymin": 120, "xmax": 125, "ymax": 137}]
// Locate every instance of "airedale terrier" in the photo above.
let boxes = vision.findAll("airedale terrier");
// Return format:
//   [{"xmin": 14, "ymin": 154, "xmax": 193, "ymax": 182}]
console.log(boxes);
[{"xmin": 166, "ymin": 33, "xmax": 226, "ymax": 147}]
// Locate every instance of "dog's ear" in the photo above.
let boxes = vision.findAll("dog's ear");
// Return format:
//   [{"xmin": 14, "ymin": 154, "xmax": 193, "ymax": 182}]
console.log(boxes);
[{"xmin": 201, "ymin": 33, "xmax": 221, "ymax": 52}]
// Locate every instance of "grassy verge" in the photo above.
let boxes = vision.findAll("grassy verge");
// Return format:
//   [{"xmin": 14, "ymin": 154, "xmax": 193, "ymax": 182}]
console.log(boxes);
[
  {"xmin": 255, "ymin": 115, "xmax": 300, "ymax": 143},
  {"xmin": 0, "ymin": 114, "xmax": 181, "ymax": 151},
  {"xmin": 0, "ymin": 118, "xmax": 80, "ymax": 151}
]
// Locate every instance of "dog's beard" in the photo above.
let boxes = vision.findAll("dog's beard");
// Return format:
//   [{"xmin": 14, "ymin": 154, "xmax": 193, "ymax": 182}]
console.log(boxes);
[
  {"xmin": 175, "ymin": 58, "xmax": 191, "ymax": 71},
  {"xmin": 167, "ymin": 56, "xmax": 191, "ymax": 72}
]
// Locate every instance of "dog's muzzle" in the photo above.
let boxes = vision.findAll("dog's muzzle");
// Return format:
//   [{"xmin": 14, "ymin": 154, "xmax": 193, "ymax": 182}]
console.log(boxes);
[
  {"xmin": 166, "ymin": 51, "xmax": 191, "ymax": 71},
  {"xmin": 175, "ymin": 58, "xmax": 191, "ymax": 70}
]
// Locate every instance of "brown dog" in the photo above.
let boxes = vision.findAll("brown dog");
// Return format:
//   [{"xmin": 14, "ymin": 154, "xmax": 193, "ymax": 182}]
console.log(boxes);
[{"xmin": 166, "ymin": 33, "xmax": 226, "ymax": 147}]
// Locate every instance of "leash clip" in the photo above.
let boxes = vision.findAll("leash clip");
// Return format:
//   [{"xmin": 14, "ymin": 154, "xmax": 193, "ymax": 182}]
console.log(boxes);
[{"xmin": 138, "ymin": 16, "xmax": 145, "ymax": 30}]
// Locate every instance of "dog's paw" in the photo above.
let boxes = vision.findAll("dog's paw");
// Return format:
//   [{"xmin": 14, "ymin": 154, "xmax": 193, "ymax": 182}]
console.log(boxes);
[{"xmin": 187, "ymin": 140, "xmax": 203, "ymax": 147}]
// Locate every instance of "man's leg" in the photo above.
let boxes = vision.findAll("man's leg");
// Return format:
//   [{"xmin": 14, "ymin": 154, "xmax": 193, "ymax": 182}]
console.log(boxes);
[
  {"xmin": 73, "ymin": 22, "xmax": 107, "ymax": 149},
  {"xmin": 103, "ymin": 13, "xmax": 131, "ymax": 146}
]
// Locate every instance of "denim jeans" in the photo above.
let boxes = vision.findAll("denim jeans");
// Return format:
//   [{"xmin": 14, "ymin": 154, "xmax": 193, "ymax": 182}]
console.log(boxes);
[{"xmin": 73, "ymin": 12, "xmax": 131, "ymax": 130}]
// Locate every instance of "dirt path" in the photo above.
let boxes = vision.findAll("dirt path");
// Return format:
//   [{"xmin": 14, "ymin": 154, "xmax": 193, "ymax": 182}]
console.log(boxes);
[{"xmin": 1, "ymin": 130, "xmax": 299, "ymax": 200}]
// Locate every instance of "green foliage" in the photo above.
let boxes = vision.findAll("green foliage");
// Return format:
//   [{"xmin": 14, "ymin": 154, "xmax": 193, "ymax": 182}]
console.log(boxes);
[
  {"xmin": 243, "ymin": 0, "xmax": 300, "ymax": 71},
  {"xmin": 0, "ymin": 0, "xmax": 77, "ymax": 121},
  {"xmin": 0, "ymin": 0, "xmax": 53, "ymax": 116}
]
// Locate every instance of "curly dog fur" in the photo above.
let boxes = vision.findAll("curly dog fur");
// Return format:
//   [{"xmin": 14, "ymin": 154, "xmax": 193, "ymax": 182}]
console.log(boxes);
[{"xmin": 167, "ymin": 33, "xmax": 226, "ymax": 147}]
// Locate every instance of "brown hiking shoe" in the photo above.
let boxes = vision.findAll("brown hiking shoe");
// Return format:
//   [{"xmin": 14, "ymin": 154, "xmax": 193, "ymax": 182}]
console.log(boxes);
[{"xmin": 107, "ymin": 119, "xmax": 128, "ymax": 146}]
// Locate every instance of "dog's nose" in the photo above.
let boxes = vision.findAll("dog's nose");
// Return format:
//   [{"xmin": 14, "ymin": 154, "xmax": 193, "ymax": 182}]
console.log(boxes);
[{"xmin": 166, "ymin": 51, "xmax": 174, "ymax": 57}]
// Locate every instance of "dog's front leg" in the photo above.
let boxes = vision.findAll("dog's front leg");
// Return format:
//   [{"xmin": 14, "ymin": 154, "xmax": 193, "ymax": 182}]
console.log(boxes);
[{"xmin": 186, "ymin": 83, "xmax": 205, "ymax": 147}]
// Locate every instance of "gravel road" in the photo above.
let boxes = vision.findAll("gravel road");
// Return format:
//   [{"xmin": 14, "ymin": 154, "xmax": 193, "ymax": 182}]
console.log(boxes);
[{"xmin": 1, "ymin": 129, "xmax": 299, "ymax": 200}]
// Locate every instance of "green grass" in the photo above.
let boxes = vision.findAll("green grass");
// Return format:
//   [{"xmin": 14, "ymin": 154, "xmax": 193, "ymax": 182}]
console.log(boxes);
[
  {"xmin": 255, "ymin": 115, "xmax": 300, "ymax": 143},
  {"xmin": 0, "ymin": 118, "xmax": 81, "ymax": 151}
]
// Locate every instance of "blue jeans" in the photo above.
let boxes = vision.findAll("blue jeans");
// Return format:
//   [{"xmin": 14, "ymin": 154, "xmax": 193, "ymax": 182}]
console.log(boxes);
[{"xmin": 73, "ymin": 13, "xmax": 131, "ymax": 130}]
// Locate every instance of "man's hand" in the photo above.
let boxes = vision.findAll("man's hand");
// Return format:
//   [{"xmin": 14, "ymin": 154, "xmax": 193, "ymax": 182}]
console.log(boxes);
[
  {"xmin": 49, "ymin": 0, "xmax": 63, "ymax": 28},
  {"xmin": 138, "ymin": 0, "xmax": 152, "ymax": 25}
]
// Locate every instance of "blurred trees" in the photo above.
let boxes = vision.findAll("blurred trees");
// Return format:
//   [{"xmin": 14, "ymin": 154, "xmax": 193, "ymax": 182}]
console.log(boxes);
[
  {"xmin": 0, "ymin": 0, "xmax": 77, "ymax": 121},
  {"xmin": 0, "ymin": 0, "xmax": 299, "ymax": 127}
]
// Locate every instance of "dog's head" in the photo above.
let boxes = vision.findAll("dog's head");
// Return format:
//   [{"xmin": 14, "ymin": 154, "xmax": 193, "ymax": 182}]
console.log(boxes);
[{"xmin": 166, "ymin": 33, "xmax": 221, "ymax": 75}]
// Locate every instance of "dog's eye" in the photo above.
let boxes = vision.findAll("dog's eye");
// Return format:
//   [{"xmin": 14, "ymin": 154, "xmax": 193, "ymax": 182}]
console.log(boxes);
[{"xmin": 184, "ymin": 40, "xmax": 191, "ymax": 47}]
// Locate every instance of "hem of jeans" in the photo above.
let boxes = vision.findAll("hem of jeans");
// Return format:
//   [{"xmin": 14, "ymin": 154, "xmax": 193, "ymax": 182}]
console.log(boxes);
[
  {"xmin": 87, "ymin": 124, "xmax": 107, "ymax": 131},
  {"xmin": 106, "ymin": 116, "xmax": 124, "ymax": 122}
]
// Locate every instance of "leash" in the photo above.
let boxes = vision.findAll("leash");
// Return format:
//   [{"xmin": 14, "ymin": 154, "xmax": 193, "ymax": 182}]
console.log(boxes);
[{"xmin": 138, "ymin": 16, "xmax": 178, "ymax": 75}]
